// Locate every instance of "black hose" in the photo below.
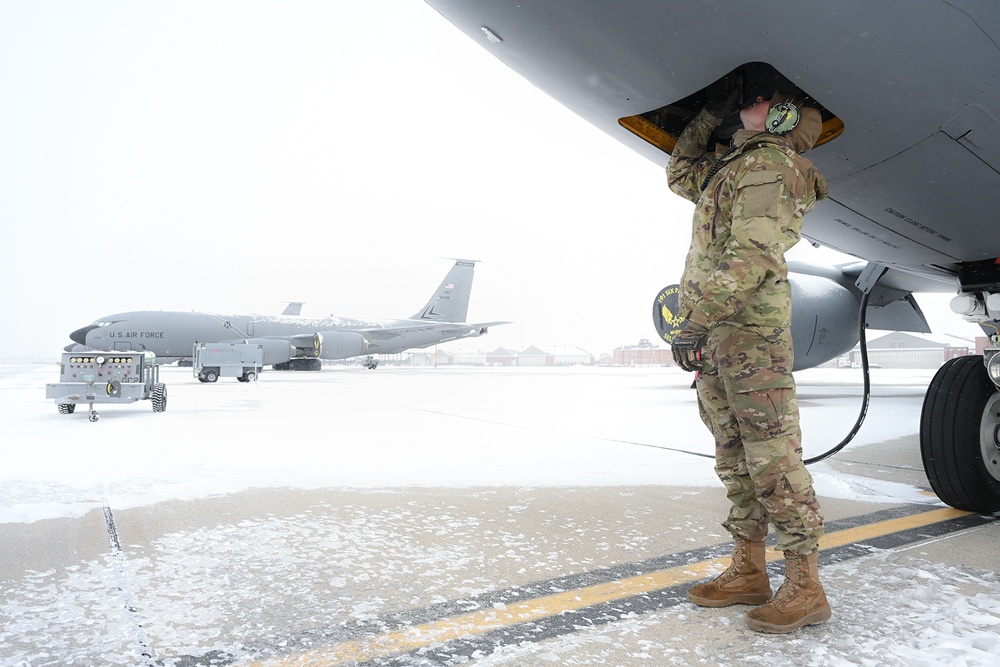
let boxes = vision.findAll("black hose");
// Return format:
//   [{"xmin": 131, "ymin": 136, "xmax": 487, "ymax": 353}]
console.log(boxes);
[
  {"xmin": 803, "ymin": 287, "xmax": 874, "ymax": 465},
  {"xmin": 651, "ymin": 276, "xmax": 880, "ymax": 466}
]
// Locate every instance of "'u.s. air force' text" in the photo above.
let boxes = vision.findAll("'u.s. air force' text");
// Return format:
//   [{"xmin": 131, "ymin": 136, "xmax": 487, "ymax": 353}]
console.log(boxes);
[{"xmin": 111, "ymin": 331, "xmax": 165, "ymax": 339}]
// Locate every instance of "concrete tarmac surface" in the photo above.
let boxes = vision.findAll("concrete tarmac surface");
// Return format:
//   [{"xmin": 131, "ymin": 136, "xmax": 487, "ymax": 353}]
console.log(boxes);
[
  {"xmin": 3, "ymin": 365, "xmax": 1000, "ymax": 666},
  {"xmin": 1, "ymin": 444, "xmax": 998, "ymax": 666}
]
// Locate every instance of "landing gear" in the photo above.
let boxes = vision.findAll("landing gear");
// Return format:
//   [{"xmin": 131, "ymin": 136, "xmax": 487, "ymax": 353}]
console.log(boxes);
[
  {"xmin": 273, "ymin": 358, "xmax": 322, "ymax": 371},
  {"xmin": 920, "ymin": 355, "xmax": 1000, "ymax": 513}
]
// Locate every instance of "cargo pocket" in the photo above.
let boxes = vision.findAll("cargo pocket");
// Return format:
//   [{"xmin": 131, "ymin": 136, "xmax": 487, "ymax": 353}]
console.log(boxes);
[{"xmin": 715, "ymin": 326, "xmax": 794, "ymax": 391}]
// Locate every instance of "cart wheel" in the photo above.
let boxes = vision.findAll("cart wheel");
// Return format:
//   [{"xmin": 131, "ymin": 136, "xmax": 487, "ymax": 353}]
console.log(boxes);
[
  {"xmin": 205, "ymin": 371, "xmax": 219, "ymax": 383},
  {"xmin": 151, "ymin": 383, "xmax": 168, "ymax": 412},
  {"xmin": 89, "ymin": 411, "xmax": 100, "ymax": 423},
  {"xmin": 244, "ymin": 371, "xmax": 257, "ymax": 382}
]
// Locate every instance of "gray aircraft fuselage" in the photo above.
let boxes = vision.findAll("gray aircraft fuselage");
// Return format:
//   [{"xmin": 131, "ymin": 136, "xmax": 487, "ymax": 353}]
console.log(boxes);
[
  {"xmin": 67, "ymin": 259, "xmax": 503, "ymax": 365},
  {"xmin": 71, "ymin": 312, "xmax": 481, "ymax": 361}
]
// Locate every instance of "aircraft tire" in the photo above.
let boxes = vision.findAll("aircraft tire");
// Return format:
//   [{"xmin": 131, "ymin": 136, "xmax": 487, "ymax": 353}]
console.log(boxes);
[{"xmin": 920, "ymin": 354, "xmax": 1000, "ymax": 513}]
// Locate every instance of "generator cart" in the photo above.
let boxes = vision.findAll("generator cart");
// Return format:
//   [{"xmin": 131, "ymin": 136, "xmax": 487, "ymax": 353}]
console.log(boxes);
[
  {"xmin": 45, "ymin": 351, "xmax": 166, "ymax": 422},
  {"xmin": 193, "ymin": 342, "xmax": 263, "ymax": 383}
]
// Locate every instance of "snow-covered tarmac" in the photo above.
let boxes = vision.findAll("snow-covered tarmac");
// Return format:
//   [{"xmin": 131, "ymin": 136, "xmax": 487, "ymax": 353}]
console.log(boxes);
[{"xmin": 1, "ymin": 364, "xmax": 998, "ymax": 666}]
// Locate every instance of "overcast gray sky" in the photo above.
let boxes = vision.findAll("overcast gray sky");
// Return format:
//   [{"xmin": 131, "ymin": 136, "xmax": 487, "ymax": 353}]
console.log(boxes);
[{"xmin": 0, "ymin": 1, "xmax": 979, "ymax": 362}]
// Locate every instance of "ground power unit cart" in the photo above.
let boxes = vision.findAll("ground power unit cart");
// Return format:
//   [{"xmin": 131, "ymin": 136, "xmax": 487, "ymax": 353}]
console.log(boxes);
[
  {"xmin": 193, "ymin": 342, "xmax": 263, "ymax": 382},
  {"xmin": 45, "ymin": 351, "xmax": 166, "ymax": 422}
]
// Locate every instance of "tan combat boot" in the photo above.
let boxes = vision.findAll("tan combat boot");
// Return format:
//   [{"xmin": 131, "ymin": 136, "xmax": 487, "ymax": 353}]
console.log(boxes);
[
  {"xmin": 687, "ymin": 537, "xmax": 771, "ymax": 607},
  {"xmin": 745, "ymin": 551, "xmax": 831, "ymax": 633}
]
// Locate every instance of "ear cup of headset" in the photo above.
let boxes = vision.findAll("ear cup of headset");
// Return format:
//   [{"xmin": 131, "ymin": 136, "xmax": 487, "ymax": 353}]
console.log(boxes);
[{"xmin": 765, "ymin": 102, "xmax": 800, "ymax": 135}]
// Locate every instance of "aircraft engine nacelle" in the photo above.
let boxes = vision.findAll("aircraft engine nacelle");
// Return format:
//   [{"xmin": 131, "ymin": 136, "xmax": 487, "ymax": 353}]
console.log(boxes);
[
  {"xmin": 242, "ymin": 338, "xmax": 295, "ymax": 365},
  {"xmin": 312, "ymin": 331, "xmax": 369, "ymax": 360},
  {"xmin": 788, "ymin": 273, "xmax": 861, "ymax": 371}
]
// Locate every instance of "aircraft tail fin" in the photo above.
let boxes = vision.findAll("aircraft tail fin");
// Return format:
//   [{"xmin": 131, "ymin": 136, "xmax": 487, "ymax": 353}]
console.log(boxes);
[{"xmin": 411, "ymin": 260, "xmax": 477, "ymax": 322}]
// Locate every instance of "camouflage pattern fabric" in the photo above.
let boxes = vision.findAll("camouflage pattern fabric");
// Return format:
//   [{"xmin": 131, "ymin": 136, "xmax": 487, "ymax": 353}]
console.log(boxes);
[
  {"xmin": 667, "ymin": 109, "xmax": 828, "ymax": 330},
  {"xmin": 697, "ymin": 324, "xmax": 824, "ymax": 554},
  {"xmin": 667, "ymin": 108, "xmax": 829, "ymax": 554}
]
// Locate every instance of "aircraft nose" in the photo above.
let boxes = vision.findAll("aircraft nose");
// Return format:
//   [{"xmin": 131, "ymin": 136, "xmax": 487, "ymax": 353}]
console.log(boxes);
[{"xmin": 69, "ymin": 324, "xmax": 100, "ymax": 345}]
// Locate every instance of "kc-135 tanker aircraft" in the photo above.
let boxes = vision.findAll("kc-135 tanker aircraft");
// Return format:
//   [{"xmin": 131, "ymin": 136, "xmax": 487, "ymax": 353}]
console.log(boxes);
[
  {"xmin": 67, "ymin": 259, "xmax": 504, "ymax": 371},
  {"xmin": 424, "ymin": 1, "xmax": 1000, "ymax": 512}
]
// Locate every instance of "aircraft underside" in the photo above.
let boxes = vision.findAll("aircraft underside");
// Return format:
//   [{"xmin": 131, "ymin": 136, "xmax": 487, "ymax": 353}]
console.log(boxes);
[{"xmin": 424, "ymin": 0, "xmax": 1000, "ymax": 512}]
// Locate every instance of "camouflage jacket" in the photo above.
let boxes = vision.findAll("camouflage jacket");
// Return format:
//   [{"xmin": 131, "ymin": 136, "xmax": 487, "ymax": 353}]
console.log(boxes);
[{"xmin": 667, "ymin": 109, "xmax": 829, "ymax": 329}]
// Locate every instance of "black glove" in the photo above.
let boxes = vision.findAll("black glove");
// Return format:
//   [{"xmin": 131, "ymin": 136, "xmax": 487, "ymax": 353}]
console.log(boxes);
[
  {"xmin": 704, "ymin": 76, "xmax": 740, "ymax": 120},
  {"xmin": 671, "ymin": 322, "xmax": 709, "ymax": 372}
]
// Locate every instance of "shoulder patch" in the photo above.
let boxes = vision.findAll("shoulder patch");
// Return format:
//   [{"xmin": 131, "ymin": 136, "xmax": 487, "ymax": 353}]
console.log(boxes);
[{"xmin": 738, "ymin": 170, "xmax": 784, "ymax": 218}]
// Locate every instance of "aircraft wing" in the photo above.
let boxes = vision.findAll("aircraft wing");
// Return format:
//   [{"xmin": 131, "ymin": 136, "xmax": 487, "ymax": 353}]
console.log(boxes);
[
  {"xmin": 359, "ymin": 321, "xmax": 511, "ymax": 342},
  {"xmin": 332, "ymin": 320, "xmax": 510, "ymax": 354}
]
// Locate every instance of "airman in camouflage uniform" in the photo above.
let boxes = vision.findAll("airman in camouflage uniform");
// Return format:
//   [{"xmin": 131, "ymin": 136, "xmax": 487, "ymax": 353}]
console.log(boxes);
[{"xmin": 667, "ymin": 90, "xmax": 832, "ymax": 633}]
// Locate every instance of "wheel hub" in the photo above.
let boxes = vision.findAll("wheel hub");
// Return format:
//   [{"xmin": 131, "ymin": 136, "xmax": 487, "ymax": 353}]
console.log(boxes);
[{"xmin": 981, "ymin": 392, "xmax": 1000, "ymax": 483}]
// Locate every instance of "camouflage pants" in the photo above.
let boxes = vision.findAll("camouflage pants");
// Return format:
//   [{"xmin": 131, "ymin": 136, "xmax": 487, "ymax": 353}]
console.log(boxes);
[{"xmin": 696, "ymin": 324, "xmax": 824, "ymax": 554}]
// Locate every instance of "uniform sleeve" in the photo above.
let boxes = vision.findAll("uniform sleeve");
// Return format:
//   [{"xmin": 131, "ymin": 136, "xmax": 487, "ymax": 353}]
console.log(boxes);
[
  {"xmin": 667, "ymin": 109, "xmax": 723, "ymax": 204},
  {"xmin": 687, "ymin": 166, "xmax": 800, "ymax": 327}
]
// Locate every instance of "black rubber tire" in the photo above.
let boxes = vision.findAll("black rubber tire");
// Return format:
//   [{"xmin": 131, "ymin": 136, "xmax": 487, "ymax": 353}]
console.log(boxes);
[
  {"xmin": 58, "ymin": 403, "xmax": 76, "ymax": 415},
  {"xmin": 151, "ymin": 383, "xmax": 168, "ymax": 413},
  {"xmin": 920, "ymin": 355, "xmax": 1000, "ymax": 512}
]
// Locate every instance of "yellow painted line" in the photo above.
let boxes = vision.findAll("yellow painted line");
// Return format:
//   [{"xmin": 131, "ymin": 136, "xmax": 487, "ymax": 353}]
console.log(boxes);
[
  {"xmin": 253, "ymin": 506, "xmax": 970, "ymax": 667},
  {"xmin": 814, "ymin": 506, "xmax": 968, "ymax": 550}
]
